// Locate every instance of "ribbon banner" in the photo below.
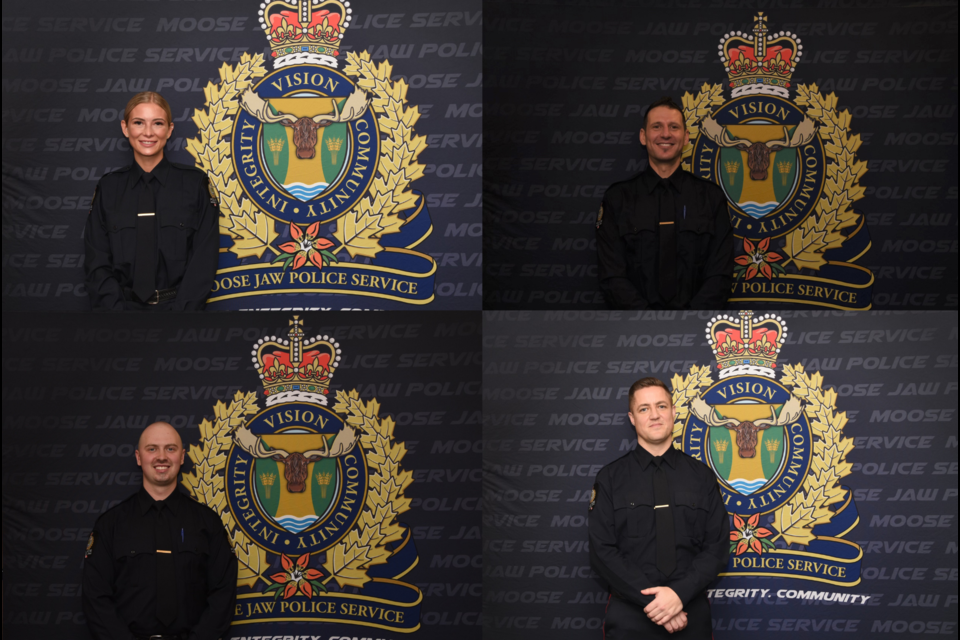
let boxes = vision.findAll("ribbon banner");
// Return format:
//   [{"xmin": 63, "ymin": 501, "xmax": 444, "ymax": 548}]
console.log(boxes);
[
  {"xmin": 723, "ymin": 487, "xmax": 863, "ymax": 586},
  {"xmin": 209, "ymin": 194, "xmax": 435, "ymax": 306}
]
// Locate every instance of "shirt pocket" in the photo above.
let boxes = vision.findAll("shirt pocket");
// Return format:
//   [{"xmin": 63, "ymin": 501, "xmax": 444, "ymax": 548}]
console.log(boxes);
[
  {"xmin": 677, "ymin": 209, "xmax": 715, "ymax": 272},
  {"xmin": 104, "ymin": 208, "xmax": 137, "ymax": 268},
  {"xmin": 613, "ymin": 491, "xmax": 655, "ymax": 539},
  {"xmin": 160, "ymin": 207, "xmax": 200, "ymax": 265},
  {"xmin": 112, "ymin": 543, "xmax": 156, "ymax": 593},
  {"xmin": 673, "ymin": 490, "xmax": 709, "ymax": 545}
]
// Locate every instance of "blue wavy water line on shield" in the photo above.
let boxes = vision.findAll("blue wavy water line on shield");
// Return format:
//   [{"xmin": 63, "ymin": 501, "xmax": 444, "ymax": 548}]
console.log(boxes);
[
  {"xmin": 274, "ymin": 515, "xmax": 318, "ymax": 534},
  {"xmin": 738, "ymin": 201, "xmax": 778, "ymax": 218},
  {"xmin": 284, "ymin": 182, "xmax": 328, "ymax": 201},
  {"xmin": 729, "ymin": 478, "xmax": 767, "ymax": 494}
]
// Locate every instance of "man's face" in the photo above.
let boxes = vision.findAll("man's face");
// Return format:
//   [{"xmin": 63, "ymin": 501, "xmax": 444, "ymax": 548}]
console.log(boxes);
[
  {"xmin": 628, "ymin": 386, "xmax": 677, "ymax": 449},
  {"xmin": 639, "ymin": 106, "xmax": 689, "ymax": 164},
  {"xmin": 135, "ymin": 423, "xmax": 184, "ymax": 489}
]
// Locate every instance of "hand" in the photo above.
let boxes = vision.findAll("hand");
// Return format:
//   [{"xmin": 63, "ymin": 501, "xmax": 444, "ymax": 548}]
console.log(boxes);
[
  {"xmin": 641, "ymin": 586, "xmax": 683, "ymax": 625},
  {"xmin": 663, "ymin": 611, "xmax": 688, "ymax": 634}
]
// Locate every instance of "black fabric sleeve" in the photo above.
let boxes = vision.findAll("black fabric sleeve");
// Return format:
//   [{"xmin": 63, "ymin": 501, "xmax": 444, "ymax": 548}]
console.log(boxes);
[
  {"xmin": 81, "ymin": 521, "xmax": 136, "ymax": 640},
  {"xmin": 588, "ymin": 472, "xmax": 657, "ymax": 608},
  {"xmin": 596, "ymin": 188, "xmax": 649, "ymax": 310},
  {"xmin": 689, "ymin": 195, "xmax": 734, "ymax": 310},
  {"xmin": 83, "ymin": 185, "xmax": 126, "ymax": 311},
  {"xmin": 186, "ymin": 519, "xmax": 238, "ymax": 640},
  {"xmin": 174, "ymin": 175, "xmax": 219, "ymax": 311},
  {"xmin": 666, "ymin": 477, "xmax": 730, "ymax": 607}
]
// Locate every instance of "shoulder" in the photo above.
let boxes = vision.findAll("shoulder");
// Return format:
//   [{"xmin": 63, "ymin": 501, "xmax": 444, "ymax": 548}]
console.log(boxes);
[
  {"xmin": 596, "ymin": 450, "xmax": 636, "ymax": 485},
  {"xmin": 181, "ymin": 491, "xmax": 226, "ymax": 526},
  {"xmin": 170, "ymin": 162, "xmax": 210, "ymax": 185},
  {"xmin": 603, "ymin": 172, "xmax": 646, "ymax": 201},
  {"xmin": 674, "ymin": 448, "xmax": 719, "ymax": 485},
  {"xmin": 96, "ymin": 165, "xmax": 133, "ymax": 190},
  {"xmin": 93, "ymin": 491, "xmax": 139, "ymax": 531},
  {"xmin": 685, "ymin": 171, "xmax": 726, "ymax": 200}
]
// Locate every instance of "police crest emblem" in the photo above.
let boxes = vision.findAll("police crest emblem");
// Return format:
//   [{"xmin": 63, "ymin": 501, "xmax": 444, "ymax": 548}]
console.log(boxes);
[
  {"xmin": 181, "ymin": 316, "xmax": 421, "ymax": 631},
  {"xmin": 672, "ymin": 311, "xmax": 862, "ymax": 586},
  {"xmin": 188, "ymin": 0, "xmax": 436, "ymax": 308},
  {"xmin": 682, "ymin": 13, "xmax": 873, "ymax": 309}
]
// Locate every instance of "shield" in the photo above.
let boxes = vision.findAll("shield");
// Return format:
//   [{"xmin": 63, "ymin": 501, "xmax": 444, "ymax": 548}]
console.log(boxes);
[
  {"xmin": 706, "ymin": 401, "xmax": 786, "ymax": 495},
  {"xmin": 719, "ymin": 123, "xmax": 800, "ymax": 219},
  {"xmin": 253, "ymin": 432, "xmax": 340, "ymax": 534},
  {"xmin": 261, "ymin": 97, "xmax": 351, "ymax": 202}
]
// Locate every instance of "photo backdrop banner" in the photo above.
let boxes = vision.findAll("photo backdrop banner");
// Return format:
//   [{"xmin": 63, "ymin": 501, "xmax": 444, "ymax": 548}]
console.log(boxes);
[
  {"xmin": 2, "ymin": 311, "xmax": 482, "ymax": 640},
  {"xmin": 484, "ymin": 1, "xmax": 958, "ymax": 311},
  {"xmin": 483, "ymin": 310, "xmax": 958, "ymax": 639},
  {"xmin": 2, "ymin": 0, "xmax": 482, "ymax": 310}
]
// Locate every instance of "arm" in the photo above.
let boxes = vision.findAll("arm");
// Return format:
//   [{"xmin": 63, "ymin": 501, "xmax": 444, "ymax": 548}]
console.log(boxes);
[
  {"xmin": 83, "ymin": 186, "xmax": 125, "ymax": 311},
  {"xmin": 596, "ymin": 190, "xmax": 650, "ymax": 310},
  {"xmin": 174, "ymin": 176, "xmax": 220, "ymax": 311},
  {"xmin": 688, "ymin": 196, "xmax": 734, "ymax": 309},
  {"xmin": 81, "ymin": 525, "xmax": 136, "ymax": 640},
  {"xmin": 185, "ymin": 524, "xmax": 238, "ymax": 640},
  {"xmin": 588, "ymin": 475, "xmax": 657, "ymax": 608},
  {"xmin": 666, "ymin": 479, "xmax": 730, "ymax": 607}
]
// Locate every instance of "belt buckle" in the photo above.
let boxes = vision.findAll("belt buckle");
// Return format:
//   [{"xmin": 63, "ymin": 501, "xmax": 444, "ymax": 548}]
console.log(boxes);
[{"xmin": 146, "ymin": 290, "xmax": 160, "ymax": 305}]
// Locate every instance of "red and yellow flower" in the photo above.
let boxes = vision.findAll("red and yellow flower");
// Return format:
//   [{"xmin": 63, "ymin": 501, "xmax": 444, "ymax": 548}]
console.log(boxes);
[
  {"xmin": 734, "ymin": 237, "xmax": 785, "ymax": 281},
  {"xmin": 273, "ymin": 222, "xmax": 339, "ymax": 271},
  {"xmin": 263, "ymin": 553, "xmax": 327, "ymax": 599},
  {"xmin": 729, "ymin": 513, "xmax": 776, "ymax": 556}
]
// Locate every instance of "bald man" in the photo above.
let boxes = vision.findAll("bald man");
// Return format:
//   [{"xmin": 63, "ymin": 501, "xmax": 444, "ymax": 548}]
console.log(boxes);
[{"xmin": 82, "ymin": 422, "xmax": 238, "ymax": 640}]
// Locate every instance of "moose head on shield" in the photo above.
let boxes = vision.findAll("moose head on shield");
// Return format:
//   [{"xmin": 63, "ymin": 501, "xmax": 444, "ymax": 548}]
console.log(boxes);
[
  {"xmin": 690, "ymin": 395, "xmax": 803, "ymax": 495},
  {"xmin": 238, "ymin": 87, "xmax": 371, "ymax": 201}
]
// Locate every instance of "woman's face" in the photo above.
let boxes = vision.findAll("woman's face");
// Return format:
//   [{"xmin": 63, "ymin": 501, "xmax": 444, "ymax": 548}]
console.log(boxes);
[{"xmin": 121, "ymin": 102, "xmax": 173, "ymax": 162}]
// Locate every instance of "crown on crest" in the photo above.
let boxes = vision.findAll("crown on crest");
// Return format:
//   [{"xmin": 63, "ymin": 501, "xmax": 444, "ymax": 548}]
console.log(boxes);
[
  {"xmin": 258, "ymin": 0, "xmax": 352, "ymax": 69},
  {"xmin": 719, "ymin": 13, "xmax": 801, "ymax": 98},
  {"xmin": 707, "ymin": 311, "xmax": 787, "ymax": 380},
  {"xmin": 252, "ymin": 316, "xmax": 341, "ymax": 406}
]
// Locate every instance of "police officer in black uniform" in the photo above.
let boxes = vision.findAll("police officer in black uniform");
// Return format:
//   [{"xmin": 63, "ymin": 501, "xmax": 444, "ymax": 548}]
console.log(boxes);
[
  {"xmin": 84, "ymin": 92, "xmax": 219, "ymax": 310},
  {"xmin": 82, "ymin": 422, "xmax": 238, "ymax": 640},
  {"xmin": 596, "ymin": 97, "xmax": 734, "ymax": 310},
  {"xmin": 589, "ymin": 378, "xmax": 729, "ymax": 638}
]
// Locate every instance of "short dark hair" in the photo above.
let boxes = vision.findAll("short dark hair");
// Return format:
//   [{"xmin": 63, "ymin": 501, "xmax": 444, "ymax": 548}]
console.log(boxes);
[
  {"xmin": 628, "ymin": 377, "xmax": 673, "ymax": 410},
  {"xmin": 642, "ymin": 96, "xmax": 685, "ymax": 130}
]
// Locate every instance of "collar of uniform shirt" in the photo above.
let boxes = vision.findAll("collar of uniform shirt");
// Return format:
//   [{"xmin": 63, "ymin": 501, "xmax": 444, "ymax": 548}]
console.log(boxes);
[
  {"xmin": 640, "ymin": 165, "xmax": 685, "ymax": 195},
  {"xmin": 632, "ymin": 443, "xmax": 680, "ymax": 470},
  {"xmin": 127, "ymin": 155, "xmax": 172, "ymax": 191},
  {"xmin": 136, "ymin": 485, "xmax": 184, "ymax": 516}
]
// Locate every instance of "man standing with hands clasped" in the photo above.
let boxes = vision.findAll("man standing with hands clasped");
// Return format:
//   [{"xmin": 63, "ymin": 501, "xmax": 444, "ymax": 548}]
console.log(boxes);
[
  {"xmin": 589, "ymin": 378, "xmax": 729, "ymax": 638},
  {"xmin": 82, "ymin": 422, "xmax": 237, "ymax": 640}
]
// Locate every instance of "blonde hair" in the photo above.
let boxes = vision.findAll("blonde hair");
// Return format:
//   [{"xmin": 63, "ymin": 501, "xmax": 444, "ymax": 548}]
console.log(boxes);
[{"xmin": 123, "ymin": 91, "xmax": 172, "ymax": 124}]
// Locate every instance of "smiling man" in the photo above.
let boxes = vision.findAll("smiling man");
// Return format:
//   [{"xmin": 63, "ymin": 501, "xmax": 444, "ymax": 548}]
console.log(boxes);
[
  {"xmin": 82, "ymin": 422, "xmax": 237, "ymax": 640},
  {"xmin": 596, "ymin": 97, "xmax": 734, "ymax": 309},
  {"xmin": 589, "ymin": 378, "xmax": 729, "ymax": 638}
]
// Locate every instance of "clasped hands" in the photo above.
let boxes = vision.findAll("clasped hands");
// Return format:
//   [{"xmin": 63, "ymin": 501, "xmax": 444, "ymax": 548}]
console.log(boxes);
[{"xmin": 641, "ymin": 586, "xmax": 687, "ymax": 634}]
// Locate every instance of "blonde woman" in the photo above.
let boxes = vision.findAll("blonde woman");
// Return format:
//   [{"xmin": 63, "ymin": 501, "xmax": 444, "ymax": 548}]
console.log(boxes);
[{"xmin": 84, "ymin": 92, "xmax": 219, "ymax": 310}]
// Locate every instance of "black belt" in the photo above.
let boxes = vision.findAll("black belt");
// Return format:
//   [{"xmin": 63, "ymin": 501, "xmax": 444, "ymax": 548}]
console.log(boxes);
[{"xmin": 125, "ymin": 287, "xmax": 177, "ymax": 305}]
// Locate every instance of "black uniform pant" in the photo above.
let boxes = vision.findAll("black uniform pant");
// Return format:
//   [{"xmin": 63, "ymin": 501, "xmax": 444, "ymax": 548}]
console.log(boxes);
[{"xmin": 604, "ymin": 592, "xmax": 713, "ymax": 640}]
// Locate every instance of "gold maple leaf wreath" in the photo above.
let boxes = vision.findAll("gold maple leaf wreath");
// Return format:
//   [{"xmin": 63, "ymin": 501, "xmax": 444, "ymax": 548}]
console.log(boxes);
[
  {"xmin": 187, "ymin": 51, "xmax": 426, "ymax": 263},
  {"xmin": 181, "ymin": 389, "xmax": 413, "ymax": 591},
  {"xmin": 671, "ymin": 364, "xmax": 852, "ymax": 548},
  {"xmin": 681, "ymin": 83, "xmax": 866, "ymax": 273}
]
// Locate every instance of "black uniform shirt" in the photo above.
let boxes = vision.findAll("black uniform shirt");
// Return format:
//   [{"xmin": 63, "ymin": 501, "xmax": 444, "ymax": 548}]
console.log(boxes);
[
  {"xmin": 596, "ymin": 167, "xmax": 733, "ymax": 310},
  {"xmin": 84, "ymin": 157, "xmax": 219, "ymax": 311},
  {"xmin": 82, "ymin": 487, "xmax": 238, "ymax": 640},
  {"xmin": 588, "ymin": 444, "xmax": 730, "ymax": 608}
]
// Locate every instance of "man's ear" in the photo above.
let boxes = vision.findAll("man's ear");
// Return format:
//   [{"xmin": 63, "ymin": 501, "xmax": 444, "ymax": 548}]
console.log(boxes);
[{"xmin": 134, "ymin": 449, "xmax": 142, "ymax": 467}]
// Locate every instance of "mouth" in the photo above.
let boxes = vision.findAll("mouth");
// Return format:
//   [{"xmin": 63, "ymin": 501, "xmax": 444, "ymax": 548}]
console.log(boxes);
[{"xmin": 154, "ymin": 464, "xmax": 171, "ymax": 473}]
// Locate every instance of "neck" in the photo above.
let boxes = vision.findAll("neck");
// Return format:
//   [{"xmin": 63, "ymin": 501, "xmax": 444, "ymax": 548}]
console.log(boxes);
[
  {"xmin": 649, "ymin": 157, "xmax": 681, "ymax": 179},
  {"xmin": 134, "ymin": 151, "xmax": 163, "ymax": 174},
  {"xmin": 143, "ymin": 481, "xmax": 176, "ymax": 501},
  {"xmin": 638, "ymin": 438, "xmax": 673, "ymax": 457}
]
